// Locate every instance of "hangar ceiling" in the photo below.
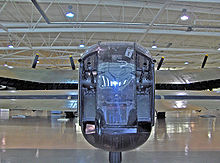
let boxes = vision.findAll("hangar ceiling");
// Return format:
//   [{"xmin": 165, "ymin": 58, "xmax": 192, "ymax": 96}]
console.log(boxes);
[{"xmin": 0, "ymin": 0, "xmax": 220, "ymax": 69}]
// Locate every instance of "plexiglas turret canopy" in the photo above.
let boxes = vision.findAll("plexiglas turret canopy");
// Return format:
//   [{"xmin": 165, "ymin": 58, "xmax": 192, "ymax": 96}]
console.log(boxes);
[
  {"xmin": 82, "ymin": 42, "xmax": 152, "ymax": 59},
  {"xmin": 78, "ymin": 42, "xmax": 155, "ymax": 163}
]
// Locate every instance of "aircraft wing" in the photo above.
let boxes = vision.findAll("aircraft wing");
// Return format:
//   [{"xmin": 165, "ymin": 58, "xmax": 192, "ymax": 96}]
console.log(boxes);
[
  {"xmin": 0, "ymin": 66, "xmax": 219, "ymax": 90},
  {"xmin": 155, "ymin": 90, "xmax": 220, "ymax": 112},
  {"xmin": 0, "ymin": 66, "xmax": 78, "ymax": 83},
  {"xmin": 0, "ymin": 66, "xmax": 78, "ymax": 89},
  {"xmin": 0, "ymin": 90, "xmax": 78, "ymax": 111},
  {"xmin": 156, "ymin": 68, "xmax": 220, "ymax": 84},
  {"xmin": 0, "ymin": 90, "xmax": 219, "ymax": 113},
  {"xmin": 156, "ymin": 68, "xmax": 220, "ymax": 90}
]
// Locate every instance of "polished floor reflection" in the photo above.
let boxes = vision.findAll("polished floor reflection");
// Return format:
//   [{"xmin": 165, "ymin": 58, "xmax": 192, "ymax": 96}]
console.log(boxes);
[{"xmin": 0, "ymin": 109, "xmax": 220, "ymax": 162}]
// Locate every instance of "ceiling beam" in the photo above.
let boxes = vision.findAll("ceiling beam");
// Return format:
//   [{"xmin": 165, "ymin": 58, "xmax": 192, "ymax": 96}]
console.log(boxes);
[
  {"xmin": 0, "ymin": 28, "xmax": 220, "ymax": 37},
  {"xmin": 0, "ymin": 46, "xmax": 85, "ymax": 50},
  {"xmin": 0, "ymin": 46, "xmax": 219, "ymax": 53},
  {"xmin": 1, "ymin": 22, "xmax": 220, "ymax": 29},
  {"xmin": 1, "ymin": 57, "xmax": 78, "ymax": 60},
  {"xmin": 152, "ymin": 47, "xmax": 220, "ymax": 53},
  {"xmin": 0, "ymin": 24, "xmax": 8, "ymax": 32},
  {"xmin": 3, "ymin": 0, "xmax": 220, "ymax": 15},
  {"xmin": 138, "ymin": 1, "xmax": 170, "ymax": 43},
  {"xmin": 175, "ymin": 0, "xmax": 220, "ymax": 2}
]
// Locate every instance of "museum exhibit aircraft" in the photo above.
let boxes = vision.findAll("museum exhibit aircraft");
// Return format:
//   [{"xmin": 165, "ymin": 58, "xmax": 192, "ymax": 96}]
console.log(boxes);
[{"xmin": 0, "ymin": 42, "xmax": 220, "ymax": 163}]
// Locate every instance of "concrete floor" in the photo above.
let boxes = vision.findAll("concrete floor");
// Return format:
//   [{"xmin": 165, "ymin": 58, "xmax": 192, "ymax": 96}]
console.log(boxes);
[{"xmin": 0, "ymin": 110, "xmax": 220, "ymax": 163}]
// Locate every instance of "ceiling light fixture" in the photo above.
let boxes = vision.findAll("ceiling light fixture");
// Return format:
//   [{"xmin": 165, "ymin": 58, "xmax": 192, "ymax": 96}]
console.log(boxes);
[
  {"xmin": 181, "ymin": 9, "xmax": 189, "ymax": 21},
  {"xmin": 8, "ymin": 45, "xmax": 14, "ymax": 48},
  {"xmin": 218, "ymin": 44, "xmax": 220, "ymax": 51},
  {"xmin": 8, "ymin": 66, "xmax": 14, "ymax": 69},
  {"xmin": 65, "ymin": 12, "xmax": 74, "ymax": 18},
  {"xmin": 79, "ymin": 40, "xmax": 85, "ymax": 48},
  {"xmin": 152, "ymin": 41, "xmax": 157, "ymax": 49},
  {"xmin": 8, "ymin": 35, "xmax": 14, "ymax": 48},
  {"xmin": 66, "ymin": 5, "xmax": 74, "ymax": 18}
]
